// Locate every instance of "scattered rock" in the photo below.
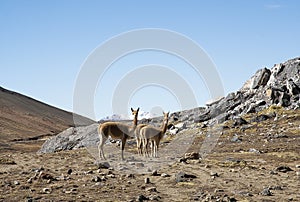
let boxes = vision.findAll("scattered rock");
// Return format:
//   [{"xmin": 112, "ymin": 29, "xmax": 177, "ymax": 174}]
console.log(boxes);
[
  {"xmin": 274, "ymin": 133, "xmax": 288, "ymax": 138},
  {"xmin": 169, "ymin": 128, "xmax": 179, "ymax": 135},
  {"xmin": 148, "ymin": 195, "xmax": 161, "ymax": 201},
  {"xmin": 261, "ymin": 188, "xmax": 272, "ymax": 196},
  {"xmin": 249, "ymin": 148, "xmax": 261, "ymax": 154},
  {"xmin": 275, "ymin": 166, "xmax": 293, "ymax": 173},
  {"xmin": 251, "ymin": 114, "xmax": 272, "ymax": 123},
  {"xmin": 232, "ymin": 117, "xmax": 248, "ymax": 127},
  {"xmin": 144, "ymin": 177, "xmax": 150, "ymax": 184},
  {"xmin": 98, "ymin": 162, "xmax": 110, "ymax": 169},
  {"xmin": 210, "ymin": 172, "xmax": 219, "ymax": 177},
  {"xmin": 184, "ymin": 152, "xmax": 200, "ymax": 160},
  {"xmin": 175, "ymin": 171, "xmax": 196, "ymax": 182},
  {"xmin": 42, "ymin": 187, "xmax": 52, "ymax": 194},
  {"xmin": 161, "ymin": 173, "xmax": 170, "ymax": 177},
  {"xmin": 146, "ymin": 187, "xmax": 157, "ymax": 192},
  {"xmin": 67, "ymin": 168, "xmax": 72, "ymax": 175},
  {"xmin": 126, "ymin": 173, "xmax": 134, "ymax": 178},
  {"xmin": 175, "ymin": 122, "xmax": 186, "ymax": 130},
  {"xmin": 136, "ymin": 194, "xmax": 148, "ymax": 202},
  {"xmin": 231, "ymin": 135, "xmax": 242, "ymax": 143},
  {"xmin": 13, "ymin": 181, "xmax": 20, "ymax": 185},
  {"xmin": 151, "ymin": 170, "xmax": 159, "ymax": 176},
  {"xmin": 92, "ymin": 176, "xmax": 101, "ymax": 182},
  {"xmin": 286, "ymin": 79, "xmax": 300, "ymax": 95},
  {"xmin": 251, "ymin": 68, "xmax": 271, "ymax": 89}
]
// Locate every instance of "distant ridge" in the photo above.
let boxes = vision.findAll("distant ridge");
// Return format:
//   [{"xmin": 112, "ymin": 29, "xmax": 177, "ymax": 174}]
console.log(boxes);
[{"xmin": 0, "ymin": 86, "xmax": 95, "ymax": 151}]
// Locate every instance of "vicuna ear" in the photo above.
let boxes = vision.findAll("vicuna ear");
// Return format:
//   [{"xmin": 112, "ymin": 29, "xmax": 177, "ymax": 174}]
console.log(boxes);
[
  {"xmin": 137, "ymin": 107, "xmax": 140, "ymax": 112},
  {"xmin": 131, "ymin": 107, "xmax": 134, "ymax": 112}
]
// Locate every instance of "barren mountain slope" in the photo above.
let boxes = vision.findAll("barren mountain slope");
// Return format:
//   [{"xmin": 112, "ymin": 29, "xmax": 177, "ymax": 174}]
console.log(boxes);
[{"xmin": 0, "ymin": 87, "xmax": 95, "ymax": 151}]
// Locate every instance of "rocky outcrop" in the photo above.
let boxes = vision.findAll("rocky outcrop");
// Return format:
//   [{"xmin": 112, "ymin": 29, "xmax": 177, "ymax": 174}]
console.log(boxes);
[
  {"xmin": 39, "ymin": 57, "xmax": 300, "ymax": 154},
  {"xmin": 38, "ymin": 124, "xmax": 99, "ymax": 153}
]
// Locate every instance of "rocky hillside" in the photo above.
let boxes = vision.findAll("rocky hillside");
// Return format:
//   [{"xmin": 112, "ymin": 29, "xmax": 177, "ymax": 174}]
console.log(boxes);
[
  {"xmin": 39, "ymin": 57, "xmax": 300, "ymax": 154},
  {"xmin": 0, "ymin": 87, "xmax": 95, "ymax": 152}
]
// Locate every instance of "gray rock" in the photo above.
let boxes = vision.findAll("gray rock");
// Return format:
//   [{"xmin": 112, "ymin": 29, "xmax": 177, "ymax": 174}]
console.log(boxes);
[
  {"xmin": 231, "ymin": 135, "xmax": 242, "ymax": 143},
  {"xmin": 251, "ymin": 68, "xmax": 271, "ymax": 89},
  {"xmin": 42, "ymin": 187, "xmax": 52, "ymax": 194},
  {"xmin": 251, "ymin": 114, "xmax": 272, "ymax": 123},
  {"xmin": 136, "ymin": 194, "xmax": 148, "ymax": 202},
  {"xmin": 286, "ymin": 79, "xmax": 300, "ymax": 95},
  {"xmin": 184, "ymin": 152, "xmax": 200, "ymax": 160},
  {"xmin": 261, "ymin": 188, "xmax": 272, "ymax": 196},
  {"xmin": 161, "ymin": 173, "xmax": 170, "ymax": 177},
  {"xmin": 144, "ymin": 177, "xmax": 150, "ymax": 184},
  {"xmin": 275, "ymin": 166, "xmax": 293, "ymax": 173},
  {"xmin": 175, "ymin": 171, "xmax": 196, "ymax": 182},
  {"xmin": 232, "ymin": 117, "xmax": 248, "ymax": 127},
  {"xmin": 146, "ymin": 187, "xmax": 157, "ymax": 192},
  {"xmin": 38, "ymin": 123, "xmax": 99, "ymax": 153}
]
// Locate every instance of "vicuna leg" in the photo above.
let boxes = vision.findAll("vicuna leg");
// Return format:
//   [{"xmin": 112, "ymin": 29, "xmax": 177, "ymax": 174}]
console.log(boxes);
[
  {"xmin": 142, "ymin": 138, "xmax": 149, "ymax": 157},
  {"xmin": 137, "ymin": 138, "xmax": 142, "ymax": 155},
  {"xmin": 98, "ymin": 132, "xmax": 107, "ymax": 160},
  {"xmin": 120, "ymin": 135, "xmax": 127, "ymax": 160}
]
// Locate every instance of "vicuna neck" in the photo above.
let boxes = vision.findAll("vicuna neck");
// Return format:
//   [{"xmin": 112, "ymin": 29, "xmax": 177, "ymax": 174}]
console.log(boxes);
[
  {"xmin": 161, "ymin": 119, "xmax": 168, "ymax": 134},
  {"xmin": 133, "ymin": 114, "xmax": 138, "ymax": 127}
]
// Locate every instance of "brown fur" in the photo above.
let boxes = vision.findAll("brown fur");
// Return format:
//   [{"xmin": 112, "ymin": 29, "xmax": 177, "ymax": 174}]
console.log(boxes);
[
  {"xmin": 141, "ymin": 112, "xmax": 169, "ymax": 157},
  {"xmin": 135, "ymin": 123, "xmax": 148, "ymax": 155},
  {"xmin": 98, "ymin": 108, "xmax": 139, "ymax": 160}
]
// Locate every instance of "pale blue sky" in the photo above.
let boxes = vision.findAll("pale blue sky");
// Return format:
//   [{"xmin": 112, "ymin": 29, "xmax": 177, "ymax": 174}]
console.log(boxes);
[{"xmin": 1, "ymin": 0, "xmax": 300, "ymax": 120}]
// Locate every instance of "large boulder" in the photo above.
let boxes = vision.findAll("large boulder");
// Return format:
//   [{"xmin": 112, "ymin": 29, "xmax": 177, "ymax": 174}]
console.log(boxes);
[
  {"xmin": 250, "ymin": 68, "xmax": 271, "ymax": 89},
  {"xmin": 38, "ymin": 123, "xmax": 99, "ymax": 153}
]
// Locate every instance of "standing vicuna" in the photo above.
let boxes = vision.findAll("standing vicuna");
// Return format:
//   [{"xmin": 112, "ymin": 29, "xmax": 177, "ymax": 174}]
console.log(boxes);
[
  {"xmin": 98, "ymin": 107, "xmax": 140, "ymax": 160},
  {"xmin": 141, "ymin": 112, "xmax": 169, "ymax": 157},
  {"xmin": 135, "ymin": 123, "xmax": 148, "ymax": 155}
]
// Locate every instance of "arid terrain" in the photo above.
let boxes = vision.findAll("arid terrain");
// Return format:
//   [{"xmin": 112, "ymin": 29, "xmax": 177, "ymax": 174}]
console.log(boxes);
[
  {"xmin": 0, "ymin": 87, "xmax": 94, "ymax": 152},
  {"xmin": 0, "ymin": 106, "xmax": 299, "ymax": 201},
  {"xmin": 1, "ymin": 58, "xmax": 300, "ymax": 201}
]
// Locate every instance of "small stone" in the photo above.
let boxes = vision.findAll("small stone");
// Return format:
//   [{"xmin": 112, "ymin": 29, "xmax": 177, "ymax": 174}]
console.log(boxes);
[
  {"xmin": 146, "ymin": 187, "xmax": 157, "ymax": 192},
  {"xmin": 151, "ymin": 170, "xmax": 159, "ymax": 176},
  {"xmin": 126, "ymin": 173, "xmax": 134, "ymax": 178},
  {"xmin": 210, "ymin": 172, "xmax": 219, "ymax": 177},
  {"xmin": 231, "ymin": 135, "xmax": 242, "ymax": 143},
  {"xmin": 107, "ymin": 174, "xmax": 115, "ymax": 178},
  {"xmin": 161, "ymin": 173, "xmax": 170, "ymax": 177},
  {"xmin": 184, "ymin": 152, "xmax": 200, "ymax": 160},
  {"xmin": 27, "ymin": 178, "xmax": 33, "ymax": 183},
  {"xmin": 295, "ymin": 165, "xmax": 300, "ymax": 169},
  {"xmin": 13, "ymin": 181, "xmax": 20, "ymax": 185},
  {"xmin": 98, "ymin": 162, "xmax": 110, "ymax": 169},
  {"xmin": 67, "ymin": 169, "xmax": 72, "ymax": 175},
  {"xmin": 249, "ymin": 148, "xmax": 261, "ymax": 154},
  {"xmin": 175, "ymin": 171, "xmax": 196, "ymax": 182},
  {"xmin": 92, "ymin": 176, "xmax": 101, "ymax": 182},
  {"xmin": 261, "ymin": 188, "xmax": 272, "ymax": 196},
  {"xmin": 135, "ymin": 163, "xmax": 144, "ymax": 167},
  {"xmin": 148, "ymin": 195, "xmax": 161, "ymax": 200},
  {"xmin": 144, "ymin": 177, "xmax": 150, "ymax": 184},
  {"xmin": 275, "ymin": 166, "xmax": 293, "ymax": 173},
  {"xmin": 42, "ymin": 187, "xmax": 52, "ymax": 194},
  {"xmin": 86, "ymin": 170, "xmax": 93, "ymax": 174},
  {"xmin": 136, "ymin": 194, "xmax": 148, "ymax": 201}
]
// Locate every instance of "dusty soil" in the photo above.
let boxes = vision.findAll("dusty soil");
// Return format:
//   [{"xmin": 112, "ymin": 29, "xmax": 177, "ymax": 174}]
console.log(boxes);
[
  {"xmin": 1, "ymin": 107, "xmax": 299, "ymax": 201},
  {"xmin": 0, "ymin": 87, "xmax": 94, "ymax": 152}
]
